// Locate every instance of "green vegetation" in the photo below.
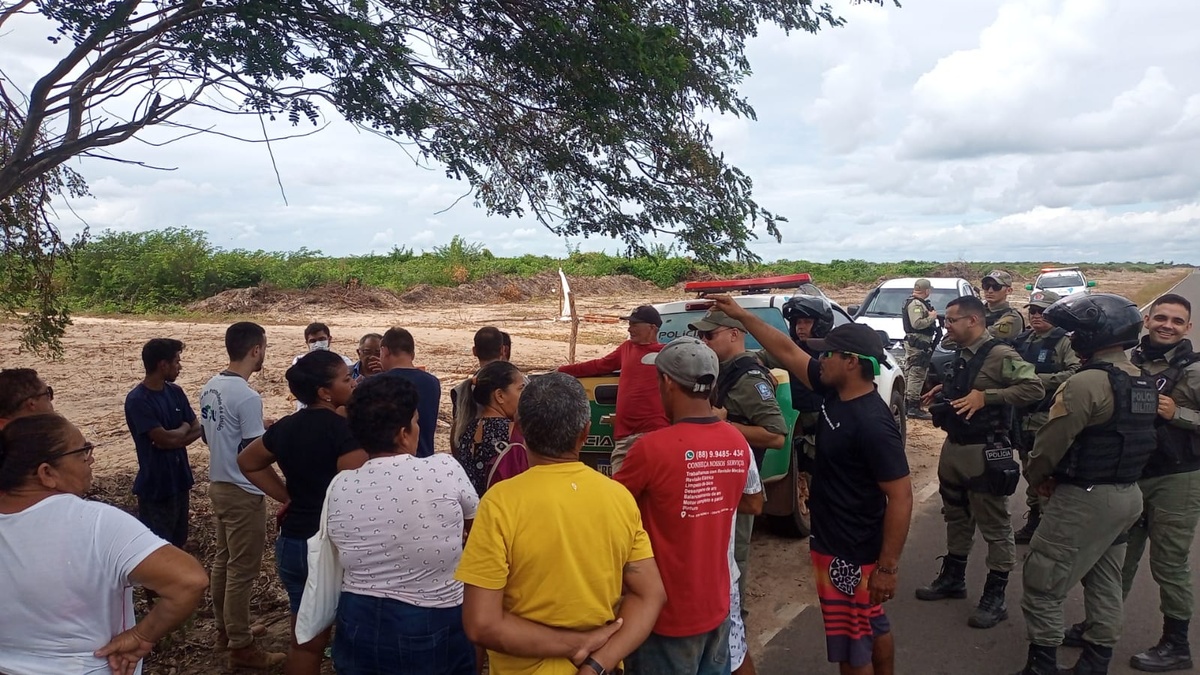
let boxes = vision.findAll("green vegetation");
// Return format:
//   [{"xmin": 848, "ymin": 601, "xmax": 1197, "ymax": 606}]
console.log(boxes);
[{"xmin": 59, "ymin": 228, "xmax": 1181, "ymax": 315}]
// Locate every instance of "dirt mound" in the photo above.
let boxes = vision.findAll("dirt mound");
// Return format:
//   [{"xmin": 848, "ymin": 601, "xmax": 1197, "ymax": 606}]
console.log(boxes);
[
  {"xmin": 187, "ymin": 283, "xmax": 404, "ymax": 315},
  {"xmin": 397, "ymin": 271, "xmax": 662, "ymax": 305}
]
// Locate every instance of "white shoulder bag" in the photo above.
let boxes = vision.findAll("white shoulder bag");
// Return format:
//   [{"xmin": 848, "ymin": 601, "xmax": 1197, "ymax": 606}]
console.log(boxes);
[{"xmin": 295, "ymin": 480, "xmax": 343, "ymax": 644}]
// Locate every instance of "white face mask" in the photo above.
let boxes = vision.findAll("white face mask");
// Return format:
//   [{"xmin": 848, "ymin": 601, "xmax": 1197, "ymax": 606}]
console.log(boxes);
[{"xmin": 309, "ymin": 339, "xmax": 330, "ymax": 352}]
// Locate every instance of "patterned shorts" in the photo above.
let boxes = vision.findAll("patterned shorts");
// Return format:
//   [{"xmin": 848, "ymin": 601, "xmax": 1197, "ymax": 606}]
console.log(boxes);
[
  {"xmin": 729, "ymin": 578, "xmax": 747, "ymax": 670},
  {"xmin": 811, "ymin": 550, "xmax": 891, "ymax": 668}
]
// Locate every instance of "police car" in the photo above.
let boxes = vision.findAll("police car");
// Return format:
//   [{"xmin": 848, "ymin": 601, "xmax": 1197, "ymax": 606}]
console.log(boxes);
[
  {"xmin": 575, "ymin": 273, "xmax": 905, "ymax": 538},
  {"xmin": 1026, "ymin": 267, "xmax": 1096, "ymax": 296}
]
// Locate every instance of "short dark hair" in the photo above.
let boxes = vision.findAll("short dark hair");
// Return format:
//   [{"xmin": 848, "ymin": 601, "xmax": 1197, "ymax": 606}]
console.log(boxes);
[
  {"xmin": 518, "ymin": 373, "xmax": 590, "ymax": 458},
  {"xmin": 304, "ymin": 322, "xmax": 331, "ymax": 339},
  {"xmin": 474, "ymin": 327, "xmax": 504, "ymax": 361},
  {"xmin": 500, "ymin": 331, "xmax": 512, "ymax": 348},
  {"xmin": 358, "ymin": 332, "xmax": 383, "ymax": 346},
  {"xmin": 286, "ymin": 350, "xmax": 348, "ymax": 405},
  {"xmin": 0, "ymin": 414, "xmax": 74, "ymax": 491},
  {"xmin": 381, "ymin": 327, "xmax": 415, "ymax": 356},
  {"xmin": 947, "ymin": 296, "xmax": 986, "ymax": 320},
  {"xmin": 472, "ymin": 361, "xmax": 523, "ymax": 406},
  {"xmin": 225, "ymin": 322, "xmax": 266, "ymax": 361},
  {"xmin": 0, "ymin": 369, "xmax": 43, "ymax": 418},
  {"xmin": 1150, "ymin": 293, "xmax": 1191, "ymax": 318},
  {"xmin": 346, "ymin": 373, "xmax": 419, "ymax": 454},
  {"xmin": 141, "ymin": 338, "xmax": 184, "ymax": 374}
]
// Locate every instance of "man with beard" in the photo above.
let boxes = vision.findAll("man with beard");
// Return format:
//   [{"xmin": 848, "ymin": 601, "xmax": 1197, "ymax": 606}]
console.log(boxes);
[
  {"xmin": 1064, "ymin": 293, "xmax": 1200, "ymax": 672},
  {"xmin": 125, "ymin": 338, "xmax": 201, "ymax": 548},
  {"xmin": 199, "ymin": 322, "xmax": 284, "ymax": 669}
]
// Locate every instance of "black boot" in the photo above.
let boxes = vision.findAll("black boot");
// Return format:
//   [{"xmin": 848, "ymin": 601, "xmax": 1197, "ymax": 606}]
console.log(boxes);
[
  {"xmin": 1062, "ymin": 621, "xmax": 1090, "ymax": 649},
  {"xmin": 1015, "ymin": 506, "xmax": 1042, "ymax": 545},
  {"xmin": 1060, "ymin": 642, "xmax": 1112, "ymax": 675},
  {"xmin": 1013, "ymin": 644, "xmax": 1059, "ymax": 675},
  {"xmin": 969, "ymin": 570, "xmax": 1009, "ymax": 628},
  {"xmin": 1130, "ymin": 617, "xmax": 1193, "ymax": 672},
  {"xmin": 915, "ymin": 554, "xmax": 968, "ymax": 601},
  {"xmin": 906, "ymin": 399, "xmax": 932, "ymax": 420}
]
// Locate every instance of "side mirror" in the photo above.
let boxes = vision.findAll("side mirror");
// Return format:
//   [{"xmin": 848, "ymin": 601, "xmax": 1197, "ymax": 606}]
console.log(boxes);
[
  {"xmin": 1024, "ymin": 283, "xmax": 1034, "ymax": 291},
  {"xmin": 1087, "ymin": 280, "xmax": 1097, "ymax": 287},
  {"xmin": 848, "ymin": 304, "xmax": 860, "ymax": 315}
]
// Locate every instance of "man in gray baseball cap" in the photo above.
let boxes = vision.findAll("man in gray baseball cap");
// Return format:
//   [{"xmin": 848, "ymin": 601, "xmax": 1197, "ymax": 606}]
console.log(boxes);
[{"xmin": 641, "ymin": 336, "xmax": 719, "ymax": 392}]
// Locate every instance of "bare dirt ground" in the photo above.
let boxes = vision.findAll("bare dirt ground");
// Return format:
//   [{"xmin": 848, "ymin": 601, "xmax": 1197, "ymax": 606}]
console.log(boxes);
[{"xmin": 0, "ymin": 266, "xmax": 1189, "ymax": 673}]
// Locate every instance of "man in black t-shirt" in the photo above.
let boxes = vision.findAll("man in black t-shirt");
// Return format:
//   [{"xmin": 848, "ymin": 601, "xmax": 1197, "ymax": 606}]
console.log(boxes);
[{"xmin": 709, "ymin": 296, "xmax": 913, "ymax": 675}]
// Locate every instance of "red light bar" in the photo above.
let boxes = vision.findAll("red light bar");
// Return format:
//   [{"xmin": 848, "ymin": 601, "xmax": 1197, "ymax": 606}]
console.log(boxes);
[{"xmin": 684, "ymin": 273, "xmax": 813, "ymax": 295}]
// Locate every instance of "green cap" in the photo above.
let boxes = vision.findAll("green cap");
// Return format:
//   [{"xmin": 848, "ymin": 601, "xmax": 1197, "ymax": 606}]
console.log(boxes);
[
  {"xmin": 914, "ymin": 278, "xmax": 932, "ymax": 291},
  {"xmin": 688, "ymin": 310, "xmax": 746, "ymax": 332},
  {"xmin": 1027, "ymin": 290, "xmax": 1061, "ymax": 309},
  {"xmin": 983, "ymin": 270, "xmax": 1013, "ymax": 288}
]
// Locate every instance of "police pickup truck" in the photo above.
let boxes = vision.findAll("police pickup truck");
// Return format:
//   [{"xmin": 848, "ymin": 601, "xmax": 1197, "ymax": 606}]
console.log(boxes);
[{"xmin": 574, "ymin": 273, "xmax": 906, "ymax": 538}]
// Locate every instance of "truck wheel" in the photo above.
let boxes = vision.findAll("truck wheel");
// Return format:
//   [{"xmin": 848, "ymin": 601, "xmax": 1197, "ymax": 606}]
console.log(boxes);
[{"xmin": 766, "ymin": 454, "xmax": 812, "ymax": 539}]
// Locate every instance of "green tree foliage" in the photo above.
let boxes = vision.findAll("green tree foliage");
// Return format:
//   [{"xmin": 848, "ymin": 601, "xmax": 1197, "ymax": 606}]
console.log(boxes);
[{"xmin": 1, "ymin": 0, "xmax": 895, "ymax": 353}]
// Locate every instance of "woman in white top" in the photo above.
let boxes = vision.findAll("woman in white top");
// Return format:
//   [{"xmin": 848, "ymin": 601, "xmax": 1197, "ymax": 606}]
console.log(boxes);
[
  {"xmin": 0, "ymin": 414, "xmax": 208, "ymax": 675},
  {"xmin": 329, "ymin": 373, "xmax": 480, "ymax": 675}
]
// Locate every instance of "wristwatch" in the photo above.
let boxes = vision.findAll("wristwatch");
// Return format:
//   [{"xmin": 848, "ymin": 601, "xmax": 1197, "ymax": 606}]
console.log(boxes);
[{"xmin": 582, "ymin": 657, "xmax": 609, "ymax": 675}]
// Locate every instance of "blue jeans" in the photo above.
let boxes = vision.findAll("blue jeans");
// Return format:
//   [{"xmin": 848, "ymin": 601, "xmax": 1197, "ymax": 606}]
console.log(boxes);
[
  {"xmin": 333, "ymin": 591, "xmax": 476, "ymax": 675},
  {"xmin": 626, "ymin": 620, "xmax": 732, "ymax": 675},
  {"xmin": 275, "ymin": 536, "xmax": 308, "ymax": 614}
]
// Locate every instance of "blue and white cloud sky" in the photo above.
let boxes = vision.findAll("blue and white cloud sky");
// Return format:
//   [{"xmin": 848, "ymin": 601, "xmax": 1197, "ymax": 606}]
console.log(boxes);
[{"xmin": 5, "ymin": 0, "xmax": 1200, "ymax": 263}]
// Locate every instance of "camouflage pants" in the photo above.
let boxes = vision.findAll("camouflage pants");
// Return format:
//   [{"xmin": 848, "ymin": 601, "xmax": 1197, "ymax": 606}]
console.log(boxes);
[
  {"xmin": 937, "ymin": 441, "xmax": 1016, "ymax": 572},
  {"xmin": 902, "ymin": 340, "xmax": 932, "ymax": 402},
  {"xmin": 1022, "ymin": 483, "xmax": 1143, "ymax": 647},
  {"xmin": 1121, "ymin": 470, "xmax": 1200, "ymax": 621}
]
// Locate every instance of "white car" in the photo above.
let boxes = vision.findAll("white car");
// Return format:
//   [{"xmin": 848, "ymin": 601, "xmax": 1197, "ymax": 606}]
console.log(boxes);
[
  {"xmin": 850, "ymin": 277, "xmax": 978, "ymax": 356},
  {"xmin": 1026, "ymin": 267, "xmax": 1096, "ymax": 297}
]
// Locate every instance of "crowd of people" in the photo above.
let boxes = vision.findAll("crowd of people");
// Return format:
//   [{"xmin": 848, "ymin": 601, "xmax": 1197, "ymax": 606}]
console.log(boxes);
[{"xmin": 0, "ymin": 274, "xmax": 1195, "ymax": 675}]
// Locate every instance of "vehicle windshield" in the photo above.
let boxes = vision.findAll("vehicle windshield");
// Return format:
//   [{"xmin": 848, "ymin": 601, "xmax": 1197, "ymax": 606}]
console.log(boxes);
[
  {"xmin": 861, "ymin": 288, "xmax": 961, "ymax": 316},
  {"xmin": 1038, "ymin": 272, "xmax": 1085, "ymax": 289}
]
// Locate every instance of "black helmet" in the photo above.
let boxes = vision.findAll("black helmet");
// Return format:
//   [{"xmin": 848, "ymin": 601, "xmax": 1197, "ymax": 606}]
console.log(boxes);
[
  {"xmin": 1043, "ymin": 293, "xmax": 1142, "ymax": 355},
  {"xmin": 782, "ymin": 295, "xmax": 834, "ymax": 338}
]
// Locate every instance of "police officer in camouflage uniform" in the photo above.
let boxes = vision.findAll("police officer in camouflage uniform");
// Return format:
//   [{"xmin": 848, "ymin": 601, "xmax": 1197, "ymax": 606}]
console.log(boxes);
[
  {"xmin": 1011, "ymin": 290, "xmax": 1081, "ymax": 545},
  {"xmin": 690, "ymin": 309, "xmax": 789, "ymax": 608},
  {"xmin": 1066, "ymin": 292, "xmax": 1200, "ymax": 672},
  {"xmin": 915, "ymin": 296, "xmax": 1044, "ymax": 630},
  {"xmin": 904, "ymin": 279, "xmax": 940, "ymax": 420},
  {"xmin": 1015, "ymin": 293, "xmax": 1157, "ymax": 675},
  {"xmin": 982, "ymin": 270, "xmax": 1028, "ymax": 341}
]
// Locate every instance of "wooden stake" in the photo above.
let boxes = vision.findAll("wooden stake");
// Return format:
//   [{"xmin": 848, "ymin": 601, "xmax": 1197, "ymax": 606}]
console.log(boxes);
[{"xmin": 568, "ymin": 290, "xmax": 580, "ymax": 363}]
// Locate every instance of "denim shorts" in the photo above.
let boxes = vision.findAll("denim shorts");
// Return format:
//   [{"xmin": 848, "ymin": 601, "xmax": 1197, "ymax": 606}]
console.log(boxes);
[
  {"xmin": 275, "ymin": 535, "xmax": 309, "ymax": 615},
  {"xmin": 333, "ymin": 592, "xmax": 476, "ymax": 675},
  {"xmin": 627, "ymin": 620, "xmax": 732, "ymax": 675}
]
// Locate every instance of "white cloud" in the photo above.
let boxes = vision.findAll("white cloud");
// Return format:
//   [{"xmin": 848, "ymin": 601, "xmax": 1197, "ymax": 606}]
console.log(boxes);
[{"xmin": 3, "ymin": 0, "xmax": 1199, "ymax": 265}]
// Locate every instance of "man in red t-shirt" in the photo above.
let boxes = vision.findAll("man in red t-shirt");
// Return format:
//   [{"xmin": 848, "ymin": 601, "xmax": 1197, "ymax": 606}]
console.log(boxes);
[
  {"xmin": 615, "ymin": 336, "xmax": 751, "ymax": 675},
  {"xmin": 558, "ymin": 305, "xmax": 669, "ymax": 473}
]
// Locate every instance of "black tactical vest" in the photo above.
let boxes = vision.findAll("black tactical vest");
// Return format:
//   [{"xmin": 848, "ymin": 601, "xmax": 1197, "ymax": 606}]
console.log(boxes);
[
  {"xmin": 986, "ymin": 306, "xmax": 1026, "ymax": 334},
  {"xmin": 1054, "ymin": 362, "xmax": 1158, "ymax": 485},
  {"xmin": 714, "ymin": 355, "xmax": 764, "ymax": 426},
  {"xmin": 902, "ymin": 296, "xmax": 938, "ymax": 337},
  {"xmin": 932, "ymin": 339, "xmax": 1013, "ymax": 444},
  {"xmin": 1140, "ymin": 340, "xmax": 1200, "ymax": 477},
  {"xmin": 1013, "ymin": 328, "xmax": 1069, "ymax": 412}
]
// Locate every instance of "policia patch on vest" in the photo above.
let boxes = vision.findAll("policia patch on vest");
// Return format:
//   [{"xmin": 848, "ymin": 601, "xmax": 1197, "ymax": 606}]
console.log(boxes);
[{"xmin": 1130, "ymin": 386, "xmax": 1158, "ymax": 415}]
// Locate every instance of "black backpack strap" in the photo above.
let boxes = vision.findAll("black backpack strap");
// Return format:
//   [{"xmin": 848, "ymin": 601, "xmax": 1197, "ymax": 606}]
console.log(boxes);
[{"xmin": 714, "ymin": 355, "xmax": 764, "ymax": 410}]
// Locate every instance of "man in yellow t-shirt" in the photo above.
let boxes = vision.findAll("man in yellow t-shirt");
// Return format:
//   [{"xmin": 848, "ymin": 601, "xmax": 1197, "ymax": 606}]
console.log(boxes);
[{"xmin": 457, "ymin": 372, "xmax": 667, "ymax": 675}]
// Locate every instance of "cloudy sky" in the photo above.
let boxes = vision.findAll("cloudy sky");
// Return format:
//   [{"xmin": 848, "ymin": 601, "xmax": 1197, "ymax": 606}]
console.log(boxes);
[{"xmin": 5, "ymin": 0, "xmax": 1199, "ymax": 264}]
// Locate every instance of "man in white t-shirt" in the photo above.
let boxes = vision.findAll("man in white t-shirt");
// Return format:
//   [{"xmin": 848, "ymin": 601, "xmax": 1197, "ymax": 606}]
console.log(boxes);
[{"xmin": 198, "ymin": 321, "xmax": 283, "ymax": 669}]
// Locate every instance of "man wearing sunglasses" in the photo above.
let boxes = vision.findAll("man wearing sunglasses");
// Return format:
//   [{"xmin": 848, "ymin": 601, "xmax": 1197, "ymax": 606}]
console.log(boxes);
[
  {"xmin": 916, "ymin": 296, "xmax": 1044, "ymax": 631},
  {"xmin": 689, "ymin": 308, "xmax": 788, "ymax": 611},
  {"xmin": 0, "ymin": 368, "xmax": 55, "ymax": 430},
  {"xmin": 705, "ymin": 295, "xmax": 911, "ymax": 675},
  {"xmin": 981, "ymin": 270, "xmax": 1028, "ymax": 341},
  {"xmin": 1009, "ymin": 291, "xmax": 1080, "ymax": 546}
]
